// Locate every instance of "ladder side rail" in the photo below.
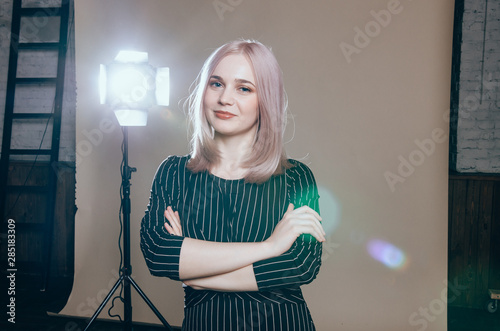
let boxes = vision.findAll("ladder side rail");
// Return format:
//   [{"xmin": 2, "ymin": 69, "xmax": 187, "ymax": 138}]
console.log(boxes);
[
  {"xmin": 0, "ymin": 0, "xmax": 23, "ymax": 220},
  {"xmin": 42, "ymin": 0, "xmax": 71, "ymax": 291}
]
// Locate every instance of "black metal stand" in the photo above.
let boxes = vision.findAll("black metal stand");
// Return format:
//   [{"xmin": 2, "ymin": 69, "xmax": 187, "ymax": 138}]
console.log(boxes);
[{"xmin": 84, "ymin": 127, "xmax": 172, "ymax": 331}]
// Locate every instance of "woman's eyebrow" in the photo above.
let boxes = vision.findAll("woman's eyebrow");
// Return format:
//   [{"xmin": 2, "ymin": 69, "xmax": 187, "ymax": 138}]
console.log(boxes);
[
  {"xmin": 210, "ymin": 75, "xmax": 255, "ymax": 87},
  {"xmin": 235, "ymin": 78, "xmax": 256, "ymax": 87},
  {"xmin": 210, "ymin": 75, "xmax": 223, "ymax": 81}
]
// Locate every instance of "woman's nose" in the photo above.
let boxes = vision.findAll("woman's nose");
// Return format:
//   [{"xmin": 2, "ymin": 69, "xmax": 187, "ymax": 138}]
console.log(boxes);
[{"xmin": 218, "ymin": 88, "xmax": 234, "ymax": 105}]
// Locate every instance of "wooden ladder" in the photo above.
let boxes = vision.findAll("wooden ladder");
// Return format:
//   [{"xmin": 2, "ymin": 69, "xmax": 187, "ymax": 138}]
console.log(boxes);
[{"xmin": 0, "ymin": 0, "xmax": 70, "ymax": 291}]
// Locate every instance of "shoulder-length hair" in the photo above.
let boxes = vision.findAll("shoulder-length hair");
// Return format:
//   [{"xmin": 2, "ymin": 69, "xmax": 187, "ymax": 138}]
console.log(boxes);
[{"xmin": 186, "ymin": 39, "xmax": 290, "ymax": 183}]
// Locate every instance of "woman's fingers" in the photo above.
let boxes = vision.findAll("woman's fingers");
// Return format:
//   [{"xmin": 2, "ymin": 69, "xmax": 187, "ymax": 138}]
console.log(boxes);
[
  {"xmin": 293, "ymin": 212, "xmax": 325, "ymax": 237},
  {"xmin": 283, "ymin": 205, "xmax": 325, "ymax": 242},
  {"xmin": 164, "ymin": 221, "xmax": 174, "ymax": 234},
  {"xmin": 266, "ymin": 207, "xmax": 325, "ymax": 256},
  {"xmin": 169, "ymin": 208, "xmax": 183, "ymax": 235},
  {"xmin": 164, "ymin": 206, "xmax": 183, "ymax": 236},
  {"xmin": 289, "ymin": 217, "xmax": 325, "ymax": 242},
  {"xmin": 290, "ymin": 205, "xmax": 322, "ymax": 222}
]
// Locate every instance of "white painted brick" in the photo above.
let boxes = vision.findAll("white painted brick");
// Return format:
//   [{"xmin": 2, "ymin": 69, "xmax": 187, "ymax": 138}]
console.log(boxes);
[
  {"xmin": 465, "ymin": 0, "xmax": 486, "ymax": 12},
  {"xmin": 475, "ymin": 159, "xmax": 492, "ymax": 171},
  {"xmin": 22, "ymin": 0, "xmax": 62, "ymax": 7},
  {"xmin": 460, "ymin": 69, "xmax": 483, "ymax": 81},
  {"xmin": 462, "ymin": 129, "xmax": 495, "ymax": 141},
  {"xmin": 478, "ymin": 120, "xmax": 496, "ymax": 130},
  {"xmin": 459, "ymin": 139, "xmax": 478, "ymax": 149},
  {"xmin": 457, "ymin": 117, "xmax": 476, "ymax": 128},
  {"xmin": 484, "ymin": 62, "xmax": 500, "ymax": 74},
  {"xmin": 487, "ymin": 15, "xmax": 500, "ymax": 29},
  {"xmin": 490, "ymin": 159, "xmax": 500, "ymax": 170},
  {"xmin": 477, "ymin": 139, "xmax": 496, "ymax": 149},
  {"xmin": 11, "ymin": 118, "xmax": 53, "ymax": 150},
  {"xmin": 20, "ymin": 16, "xmax": 61, "ymax": 43},
  {"xmin": 17, "ymin": 49, "xmax": 59, "ymax": 78},
  {"xmin": 489, "ymin": 144, "xmax": 500, "ymax": 156},
  {"xmin": 456, "ymin": 157, "xmax": 477, "ymax": 171},
  {"xmin": 464, "ymin": 20, "xmax": 485, "ymax": 31},
  {"xmin": 463, "ymin": 29, "xmax": 488, "ymax": 42},
  {"xmin": 461, "ymin": 40, "xmax": 485, "ymax": 52},
  {"xmin": 460, "ymin": 80, "xmax": 483, "ymax": 91},
  {"xmin": 472, "ymin": 110, "xmax": 496, "ymax": 121},
  {"xmin": 459, "ymin": 128, "xmax": 485, "ymax": 140},
  {"xmin": 461, "ymin": 148, "xmax": 490, "ymax": 159}
]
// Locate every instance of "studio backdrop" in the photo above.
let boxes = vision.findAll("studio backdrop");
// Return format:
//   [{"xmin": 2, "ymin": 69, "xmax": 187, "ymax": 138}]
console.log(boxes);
[{"xmin": 60, "ymin": 0, "xmax": 455, "ymax": 330}]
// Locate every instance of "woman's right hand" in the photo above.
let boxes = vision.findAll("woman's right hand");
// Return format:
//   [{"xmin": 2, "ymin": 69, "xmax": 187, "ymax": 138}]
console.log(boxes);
[
  {"xmin": 264, "ymin": 203, "xmax": 325, "ymax": 257},
  {"xmin": 164, "ymin": 206, "xmax": 183, "ymax": 236}
]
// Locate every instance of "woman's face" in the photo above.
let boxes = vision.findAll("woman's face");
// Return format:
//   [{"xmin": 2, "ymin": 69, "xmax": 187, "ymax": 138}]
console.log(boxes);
[{"xmin": 203, "ymin": 54, "xmax": 259, "ymax": 141}]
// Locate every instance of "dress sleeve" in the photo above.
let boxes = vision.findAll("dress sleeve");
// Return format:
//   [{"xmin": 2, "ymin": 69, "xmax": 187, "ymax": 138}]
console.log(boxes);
[
  {"xmin": 252, "ymin": 161, "xmax": 322, "ymax": 291},
  {"xmin": 140, "ymin": 156, "xmax": 185, "ymax": 281}
]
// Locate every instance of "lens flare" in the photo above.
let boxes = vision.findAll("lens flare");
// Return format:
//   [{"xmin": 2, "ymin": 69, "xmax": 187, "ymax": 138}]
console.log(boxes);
[
  {"xmin": 317, "ymin": 186, "xmax": 341, "ymax": 237},
  {"xmin": 367, "ymin": 239, "xmax": 407, "ymax": 270}
]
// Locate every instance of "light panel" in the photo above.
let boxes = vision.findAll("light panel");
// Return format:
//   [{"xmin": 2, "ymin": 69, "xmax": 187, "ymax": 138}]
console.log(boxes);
[
  {"xmin": 99, "ymin": 51, "xmax": 170, "ymax": 126},
  {"xmin": 114, "ymin": 50, "xmax": 148, "ymax": 63},
  {"xmin": 155, "ymin": 67, "xmax": 170, "ymax": 106}
]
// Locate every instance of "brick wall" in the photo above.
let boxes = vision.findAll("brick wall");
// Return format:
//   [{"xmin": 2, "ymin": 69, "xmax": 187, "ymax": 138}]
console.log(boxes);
[
  {"xmin": 0, "ymin": 0, "xmax": 76, "ymax": 163},
  {"xmin": 450, "ymin": 0, "xmax": 500, "ymax": 172}
]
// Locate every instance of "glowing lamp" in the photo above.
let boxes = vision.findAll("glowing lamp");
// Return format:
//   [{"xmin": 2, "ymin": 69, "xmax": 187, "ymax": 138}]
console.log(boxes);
[
  {"xmin": 99, "ymin": 51, "xmax": 169, "ymax": 126},
  {"xmin": 87, "ymin": 51, "xmax": 174, "ymax": 330}
]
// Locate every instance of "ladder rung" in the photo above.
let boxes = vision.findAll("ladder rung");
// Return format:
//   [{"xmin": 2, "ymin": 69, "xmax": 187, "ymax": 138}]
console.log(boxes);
[
  {"xmin": 20, "ymin": 7, "xmax": 62, "ymax": 17},
  {"xmin": 16, "ymin": 78, "xmax": 57, "ymax": 85},
  {"xmin": 12, "ymin": 113, "xmax": 53, "ymax": 119},
  {"xmin": 9, "ymin": 149, "xmax": 52, "ymax": 155},
  {"xmin": 7, "ymin": 185, "xmax": 49, "ymax": 193},
  {"xmin": 18, "ymin": 42, "xmax": 60, "ymax": 50}
]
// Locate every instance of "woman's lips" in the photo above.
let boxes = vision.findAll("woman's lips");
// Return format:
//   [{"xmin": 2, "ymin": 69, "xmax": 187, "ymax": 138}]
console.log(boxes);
[{"xmin": 214, "ymin": 111, "xmax": 236, "ymax": 119}]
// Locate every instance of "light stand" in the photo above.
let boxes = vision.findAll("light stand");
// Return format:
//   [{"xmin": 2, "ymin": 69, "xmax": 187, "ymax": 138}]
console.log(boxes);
[
  {"xmin": 84, "ymin": 127, "xmax": 172, "ymax": 331},
  {"xmin": 83, "ymin": 50, "xmax": 171, "ymax": 330}
]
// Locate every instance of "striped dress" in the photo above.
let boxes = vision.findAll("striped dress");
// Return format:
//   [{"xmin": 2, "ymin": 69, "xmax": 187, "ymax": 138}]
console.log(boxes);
[{"xmin": 140, "ymin": 155, "xmax": 322, "ymax": 330}]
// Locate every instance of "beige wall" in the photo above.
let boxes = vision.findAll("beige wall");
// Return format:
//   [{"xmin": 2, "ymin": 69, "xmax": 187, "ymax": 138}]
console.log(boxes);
[{"xmin": 61, "ymin": 0, "xmax": 455, "ymax": 329}]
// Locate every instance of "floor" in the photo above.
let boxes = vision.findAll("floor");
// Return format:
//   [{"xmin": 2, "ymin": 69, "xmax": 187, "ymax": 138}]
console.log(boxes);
[
  {"xmin": 0, "ymin": 275, "xmax": 498, "ymax": 330},
  {"xmin": 1, "ymin": 303, "xmax": 499, "ymax": 330},
  {"xmin": 0, "ymin": 274, "xmax": 180, "ymax": 330},
  {"xmin": 448, "ymin": 306, "xmax": 500, "ymax": 331}
]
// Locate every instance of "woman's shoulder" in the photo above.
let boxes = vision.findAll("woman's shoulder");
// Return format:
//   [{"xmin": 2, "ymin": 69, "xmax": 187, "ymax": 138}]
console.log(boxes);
[
  {"xmin": 284, "ymin": 158, "xmax": 317, "ymax": 186},
  {"xmin": 284, "ymin": 159, "xmax": 319, "ymax": 202},
  {"xmin": 156, "ymin": 154, "xmax": 190, "ymax": 176},
  {"xmin": 285, "ymin": 159, "xmax": 316, "ymax": 178}
]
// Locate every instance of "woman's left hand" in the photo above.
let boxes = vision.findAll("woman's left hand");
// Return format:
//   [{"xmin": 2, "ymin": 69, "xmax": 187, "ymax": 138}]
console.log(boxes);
[{"xmin": 164, "ymin": 206, "xmax": 183, "ymax": 236}]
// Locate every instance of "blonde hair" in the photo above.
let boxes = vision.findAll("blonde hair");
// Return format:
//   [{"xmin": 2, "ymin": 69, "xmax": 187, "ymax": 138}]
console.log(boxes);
[{"xmin": 187, "ymin": 40, "xmax": 290, "ymax": 183}]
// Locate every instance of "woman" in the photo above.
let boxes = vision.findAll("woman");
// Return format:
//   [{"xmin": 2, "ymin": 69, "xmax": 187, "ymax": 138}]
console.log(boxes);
[{"xmin": 140, "ymin": 39, "xmax": 325, "ymax": 330}]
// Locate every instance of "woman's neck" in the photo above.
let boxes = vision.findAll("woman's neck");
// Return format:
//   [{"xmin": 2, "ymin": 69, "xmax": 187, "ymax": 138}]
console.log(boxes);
[{"xmin": 211, "ymin": 133, "xmax": 254, "ymax": 180}]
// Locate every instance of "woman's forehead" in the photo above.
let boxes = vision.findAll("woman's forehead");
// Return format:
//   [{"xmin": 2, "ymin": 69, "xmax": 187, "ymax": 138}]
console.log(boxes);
[{"xmin": 211, "ymin": 54, "xmax": 256, "ymax": 84}]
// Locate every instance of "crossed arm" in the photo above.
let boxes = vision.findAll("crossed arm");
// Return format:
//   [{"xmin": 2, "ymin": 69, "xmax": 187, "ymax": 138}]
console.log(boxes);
[{"xmin": 163, "ymin": 204, "xmax": 325, "ymax": 292}]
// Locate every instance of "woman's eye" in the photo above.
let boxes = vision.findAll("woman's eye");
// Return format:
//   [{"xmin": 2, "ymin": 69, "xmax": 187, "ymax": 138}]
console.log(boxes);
[
  {"xmin": 239, "ymin": 86, "xmax": 252, "ymax": 93},
  {"xmin": 210, "ymin": 81, "xmax": 222, "ymax": 88}
]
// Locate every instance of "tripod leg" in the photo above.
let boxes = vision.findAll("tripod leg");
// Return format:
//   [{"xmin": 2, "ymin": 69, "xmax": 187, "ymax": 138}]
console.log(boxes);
[
  {"xmin": 127, "ymin": 275, "xmax": 173, "ymax": 331},
  {"xmin": 84, "ymin": 275, "xmax": 124, "ymax": 331}
]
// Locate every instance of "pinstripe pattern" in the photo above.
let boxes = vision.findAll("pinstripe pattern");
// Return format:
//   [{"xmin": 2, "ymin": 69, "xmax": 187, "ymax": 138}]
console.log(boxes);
[{"xmin": 140, "ymin": 155, "xmax": 322, "ymax": 330}]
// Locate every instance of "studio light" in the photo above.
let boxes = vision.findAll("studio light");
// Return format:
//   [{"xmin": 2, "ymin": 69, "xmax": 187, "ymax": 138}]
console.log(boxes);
[
  {"xmin": 86, "ymin": 51, "xmax": 172, "ymax": 331},
  {"xmin": 99, "ymin": 50, "xmax": 169, "ymax": 126}
]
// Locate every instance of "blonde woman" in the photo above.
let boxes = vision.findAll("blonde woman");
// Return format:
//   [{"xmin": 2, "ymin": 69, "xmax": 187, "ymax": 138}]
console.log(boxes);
[{"xmin": 141, "ymin": 40, "xmax": 325, "ymax": 330}]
